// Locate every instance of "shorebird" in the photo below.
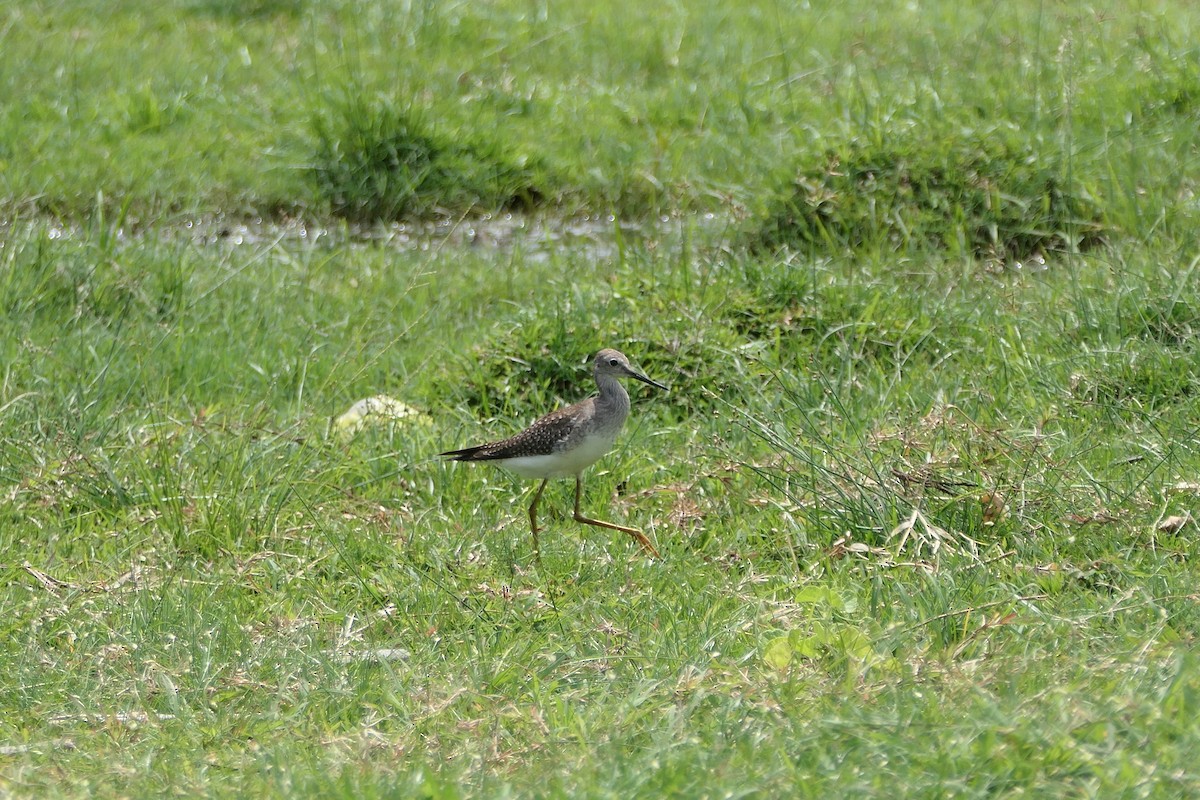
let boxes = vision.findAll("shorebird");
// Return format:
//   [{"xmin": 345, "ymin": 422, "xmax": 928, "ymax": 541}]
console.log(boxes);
[{"xmin": 441, "ymin": 348, "xmax": 667, "ymax": 559}]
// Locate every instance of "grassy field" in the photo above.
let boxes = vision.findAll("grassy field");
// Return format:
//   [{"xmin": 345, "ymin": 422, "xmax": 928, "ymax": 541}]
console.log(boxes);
[{"xmin": 3, "ymin": 0, "xmax": 1200, "ymax": 797}]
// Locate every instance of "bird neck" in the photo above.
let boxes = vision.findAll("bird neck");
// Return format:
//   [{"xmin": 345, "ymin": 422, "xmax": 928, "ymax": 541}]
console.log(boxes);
[{"xmin": 594, "ymin": 372, "xmax": 631, "ymax": 416}]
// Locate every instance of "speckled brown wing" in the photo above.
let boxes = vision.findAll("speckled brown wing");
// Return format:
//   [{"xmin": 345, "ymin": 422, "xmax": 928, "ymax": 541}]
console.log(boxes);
[{"xmin": 440, "ymin": 401, "xmax": 592, "ymax": 461}]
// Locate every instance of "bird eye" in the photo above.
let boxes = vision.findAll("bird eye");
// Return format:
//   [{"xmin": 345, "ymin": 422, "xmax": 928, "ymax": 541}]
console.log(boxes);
[{"xmin": 609, "ymin": 358, "xmax": 620, "ymax": 366}]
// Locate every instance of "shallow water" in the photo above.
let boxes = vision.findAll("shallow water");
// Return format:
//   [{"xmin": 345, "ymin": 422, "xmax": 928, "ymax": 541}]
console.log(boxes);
[{"xmin": 3, "ymin": 211, "xmax": 730, "ymax": 264}]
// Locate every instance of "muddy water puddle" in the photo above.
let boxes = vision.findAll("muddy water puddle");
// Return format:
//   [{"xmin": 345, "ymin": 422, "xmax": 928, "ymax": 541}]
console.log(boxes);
[{"xmin": 11, "ymin": 212, "xmax": 729, "ymax": 261}]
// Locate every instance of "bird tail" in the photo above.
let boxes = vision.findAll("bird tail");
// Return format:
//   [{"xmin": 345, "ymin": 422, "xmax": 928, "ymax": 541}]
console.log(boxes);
[{"xmin": 439, "ymin": 445, "xmax": 490, "ymax": 461}]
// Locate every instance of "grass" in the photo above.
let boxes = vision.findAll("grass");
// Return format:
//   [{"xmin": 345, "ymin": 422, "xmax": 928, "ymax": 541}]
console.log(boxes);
[
  {"xmin": 310, "ymin": 93, "xmax": 548, "ymax": 220},
  {"xmin": 3, "ymin": 0, "xmax": 1198, "ymax": 226},
  {"xmin": 3, "ymin": 0, "xmax": 1200, "ymax": 797},
  {"xmin": 746, "ymin": 124, "xmax": 1109, "ymax": 260}
]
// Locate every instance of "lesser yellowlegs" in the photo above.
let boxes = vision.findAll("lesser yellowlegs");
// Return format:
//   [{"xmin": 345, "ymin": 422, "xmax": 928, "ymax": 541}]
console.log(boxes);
[{"xmin": 441, "ymin": 348, "xmax": 667, "ymax": 559}]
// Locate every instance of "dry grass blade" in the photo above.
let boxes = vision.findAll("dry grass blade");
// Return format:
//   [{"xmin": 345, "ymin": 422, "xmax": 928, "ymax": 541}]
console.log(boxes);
[{"xmin": 888, "ymin": 509, "xmax": 982, "ymax": 560}]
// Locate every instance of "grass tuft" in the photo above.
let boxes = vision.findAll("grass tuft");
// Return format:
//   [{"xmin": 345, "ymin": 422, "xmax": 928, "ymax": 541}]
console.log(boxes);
[
  {"xmin": 748, "ymin": 126, "xmax": 1108, "ymax": 260},
  {"xmin": 310, "ymin": 93, "xmax": 548, "ymax": 221}
]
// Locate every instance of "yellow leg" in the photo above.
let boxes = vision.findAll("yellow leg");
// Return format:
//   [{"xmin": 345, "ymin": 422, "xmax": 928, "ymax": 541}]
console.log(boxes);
[
  {"xmin": 572, "ymin": 476, "xmax": 660, "ymax": 558},
  {"xmin": 528, "ymin": 479, "xmax": 548, "ymax": 561}
]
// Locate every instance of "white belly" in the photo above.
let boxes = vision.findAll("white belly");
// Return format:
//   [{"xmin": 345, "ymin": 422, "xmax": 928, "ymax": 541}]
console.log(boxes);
[{"xmin": 498, "ymin": 432, "xmax": 619, "ymax": 478}]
